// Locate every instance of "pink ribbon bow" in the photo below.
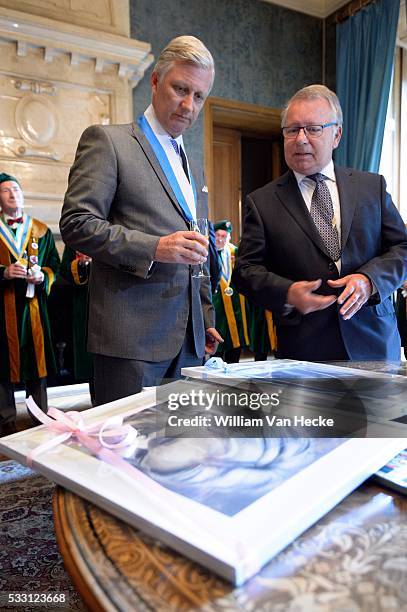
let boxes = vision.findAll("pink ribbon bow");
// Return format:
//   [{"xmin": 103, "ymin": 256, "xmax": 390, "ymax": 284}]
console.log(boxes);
[
  {"xmin": 26, "ymin": 397, "xmax": 138, "ymax": 468},
  {"xmin": 25, "ymin": 398, "xmax": 249, "ymax": 568}
]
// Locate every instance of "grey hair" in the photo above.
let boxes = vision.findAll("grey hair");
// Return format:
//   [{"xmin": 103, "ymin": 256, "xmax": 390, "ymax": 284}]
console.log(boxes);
[
  {"xmin": 153, "ymin": 35, "xmax": 215, "ymax": 90},
  {"xmin": 281, "ymin": 84, "xmax": 343, "ymax": 127}
]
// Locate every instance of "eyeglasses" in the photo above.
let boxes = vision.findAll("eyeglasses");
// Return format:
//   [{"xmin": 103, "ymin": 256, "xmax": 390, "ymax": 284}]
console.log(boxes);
[{"xmin": 282, "ymin": 122, "xmax": 338, "ymax": 139}]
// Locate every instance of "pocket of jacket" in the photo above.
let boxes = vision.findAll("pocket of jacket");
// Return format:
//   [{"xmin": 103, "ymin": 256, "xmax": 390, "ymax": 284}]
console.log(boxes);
[{"xmin": 374, "ymin": 299, "xmax": 396, "ymax": 317}]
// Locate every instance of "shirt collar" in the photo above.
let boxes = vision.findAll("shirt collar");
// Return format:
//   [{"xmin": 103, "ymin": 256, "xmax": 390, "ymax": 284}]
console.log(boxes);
[
  {"xmin": 294, "ymin": 160, "xmax": 336, "ymax": 185},
  {"xmin": 144, "ymin": 104, "xmax": 184, "ymax": 148}
]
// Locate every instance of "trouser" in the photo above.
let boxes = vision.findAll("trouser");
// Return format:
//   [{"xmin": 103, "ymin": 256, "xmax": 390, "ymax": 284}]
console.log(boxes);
[
  {"xmin": 217, "ymin": 347, "xmax": 241, "ymax": 363},
  {"xmin": 92, "ymin": 325, "xmax": 203, "ymax": 406},
  {"xmin": 0, "ymin": 378, "xmax": 48, "ymax": 425}
]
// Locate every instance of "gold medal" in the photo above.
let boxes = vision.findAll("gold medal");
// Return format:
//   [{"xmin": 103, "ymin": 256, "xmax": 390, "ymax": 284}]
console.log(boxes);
[
  {"xmin": 18, "ymin": 251, "xmax": 28, "ymax": 268},
  {"xmin": 224, "ymin": 286, "xmax": 234, "ymax": 296}
]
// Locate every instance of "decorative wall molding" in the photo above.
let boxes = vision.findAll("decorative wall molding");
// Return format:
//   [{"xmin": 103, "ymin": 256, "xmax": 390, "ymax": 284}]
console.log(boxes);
[
  {"xmin": 0, "ymin": 4, "xmax": 153, "ymax": 236},
  {"xmin": 0, "ymin": 7, "xmax": 153, "ymax": 83},
  {"xmin": 14, "ymin": 79, "xmax": 56, "ymax": 94},
  {"xmin": 0, "ymin": 0, "xmax": 131, "ymax": 37}
]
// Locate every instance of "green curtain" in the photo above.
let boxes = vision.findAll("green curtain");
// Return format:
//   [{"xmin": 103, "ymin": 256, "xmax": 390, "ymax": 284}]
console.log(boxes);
[{"xmin": 335, "ymin": 0, "xmax": 400, "ymax": 172}]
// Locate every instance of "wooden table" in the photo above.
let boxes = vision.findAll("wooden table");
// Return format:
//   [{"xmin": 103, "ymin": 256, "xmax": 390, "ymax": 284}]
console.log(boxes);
[{"xmin": 53, "ymin": 481, "xmax": 407, "ymax": 612}]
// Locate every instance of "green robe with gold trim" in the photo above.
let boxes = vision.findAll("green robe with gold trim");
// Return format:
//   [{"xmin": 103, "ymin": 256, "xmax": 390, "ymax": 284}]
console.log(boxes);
[
  {"xmin": 60, "ymin": 246, "xmax": 92, "ymax": 381},
  {"xmin": 0, "ymin": 215, "xmax": 60, "ymax": 383},
  {"xmin": 213, "ymin": 243, "xmax": 249, "ymax": 353},
  {"xmin": 246, "ymin": 301, "xmax": 277, "ymax": 356}
]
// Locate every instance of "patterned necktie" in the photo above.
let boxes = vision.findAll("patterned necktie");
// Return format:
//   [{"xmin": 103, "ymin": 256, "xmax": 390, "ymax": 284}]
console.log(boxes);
[
  {"xmin": 307, "ymin": 173, "xmax": 341, "ymax": 261},
  {"xmin": 170, "ymin": 138, "xmax": 189, "ymax": 182}
]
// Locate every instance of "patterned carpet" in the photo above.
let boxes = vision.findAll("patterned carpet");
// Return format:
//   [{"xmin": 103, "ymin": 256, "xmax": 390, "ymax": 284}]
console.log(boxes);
[{"xmin": 0, "ymin": 460, "xmax": 87, "ymax": 611}]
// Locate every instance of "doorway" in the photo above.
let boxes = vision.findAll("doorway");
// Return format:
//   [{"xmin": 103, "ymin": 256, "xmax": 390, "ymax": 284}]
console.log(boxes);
[{"xmin": 204, "ymin": 97, "xmax": 284, "ymax": 242}]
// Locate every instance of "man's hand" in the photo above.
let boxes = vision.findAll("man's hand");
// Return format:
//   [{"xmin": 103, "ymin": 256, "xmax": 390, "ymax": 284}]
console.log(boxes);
[
  {"xmin": 154, "ymin": 231, "xmax": 208, "ymax": 264},
  {"xmin": 205, "ymin": 327, "xmax": 223, "ymax": 354},
  {"xmin": 3, "ymin": 262, "xmax": 27, "ymax": 280},
  {"xmin": 328, "ymin": 274, "xmax": 372, "ymax": 320},
  {"xmin": 286, "ymin": 279, "xmax": 337, "ymax": 315},
  {"xmin": 27, "ymin": 267, "xmax": 44, "ymax": 285},
  {"xmin": 76, "ymin": 251, "xmax": 92, "ymax": 264}
]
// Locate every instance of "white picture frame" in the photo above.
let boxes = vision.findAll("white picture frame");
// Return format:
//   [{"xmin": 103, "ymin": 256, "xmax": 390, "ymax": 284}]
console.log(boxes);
[{"xmin": 1, "ymin": 362, "xmax": 406, "ymax": 585}]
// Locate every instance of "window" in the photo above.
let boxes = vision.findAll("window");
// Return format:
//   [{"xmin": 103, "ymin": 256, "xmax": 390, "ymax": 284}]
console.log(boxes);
[{"xmin": 379, "ymin": 39, "xmax": 407, "ymax": 222}]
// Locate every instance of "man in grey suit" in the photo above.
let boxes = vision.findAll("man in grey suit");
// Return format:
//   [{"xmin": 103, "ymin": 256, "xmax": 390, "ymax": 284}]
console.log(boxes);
[
  {"xmin": 60, "ymin": 36, "xmax": 222, "ymax": 405},
  {"xmin": 233, "ymin": 85, "xmax": 407, "ymax": 361}
]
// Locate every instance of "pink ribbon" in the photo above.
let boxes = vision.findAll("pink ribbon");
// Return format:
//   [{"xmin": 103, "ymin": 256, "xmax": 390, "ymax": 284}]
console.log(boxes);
[
  {"xmin": 26, "ymin": 396, "xmax": 139, "ymax": 468},
  {"xmin": 25, "ymin": 397, "xmax": 250, "ymax": 570}
]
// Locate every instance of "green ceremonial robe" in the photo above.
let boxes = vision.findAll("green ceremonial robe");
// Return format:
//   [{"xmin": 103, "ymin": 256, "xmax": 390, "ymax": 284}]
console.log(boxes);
[
  {"xmin": 60, "ymin": 246, "xmax": 92, "ymax": 382},
  {"xmin": 247, "ymin": 301, "xmax": 271, "ymax": 356},
  {"xmin": 213, "ymin": 243, "xmax": 249, "ymax": 353},
  {"xmin": 0, "ymin": 216, "xmax": 60, "ymax": 383}
]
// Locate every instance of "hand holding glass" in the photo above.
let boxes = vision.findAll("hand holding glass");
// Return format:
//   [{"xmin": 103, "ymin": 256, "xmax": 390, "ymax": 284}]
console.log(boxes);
[{"xmin": 189, "ymin": 218, "xmax": 209, "ymax": 278}]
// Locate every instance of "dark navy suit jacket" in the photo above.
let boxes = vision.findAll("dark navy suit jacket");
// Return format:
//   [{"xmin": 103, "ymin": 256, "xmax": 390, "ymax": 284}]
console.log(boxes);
[{"xmin": 233, "ymin": 166, "xmax": 407, "ymax": 361}]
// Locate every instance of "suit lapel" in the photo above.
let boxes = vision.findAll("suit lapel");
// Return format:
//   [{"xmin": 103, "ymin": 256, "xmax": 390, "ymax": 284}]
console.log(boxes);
[
  {"xmin": 275, "ymin": 171, "xmax": 330, "ymax": 257},
  {"xmin": 335, "ymin": 165, "xmax": 358, "ymax": 250},
  {"xmin": 130, "ymin": 123, "xmax": 188, "ymax": 223}
]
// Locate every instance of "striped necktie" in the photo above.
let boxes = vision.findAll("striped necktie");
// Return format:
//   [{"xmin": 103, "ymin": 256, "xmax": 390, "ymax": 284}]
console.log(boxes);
[
  {"xmin": 170, "ymin": 138, "xmax": 189, "ymax": 182},
  {"xmin": 307, "ymin": 173, "xmax": 341, "ymax": 261}
]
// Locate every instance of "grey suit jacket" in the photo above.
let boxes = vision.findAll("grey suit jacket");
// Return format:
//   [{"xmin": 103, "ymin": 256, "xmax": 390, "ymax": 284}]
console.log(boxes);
[
  {"xmin": 233, "ymin": 166, "xmax": 407, "ymax": 360},
  {"xmin": 60, "ymin": 123, "xmax": 214, "ymax": 361}
]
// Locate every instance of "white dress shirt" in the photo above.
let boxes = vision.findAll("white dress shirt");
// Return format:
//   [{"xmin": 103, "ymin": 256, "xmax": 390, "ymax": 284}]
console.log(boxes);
[{"xmin": 144, "ymin": 104, "xmax": 196, "ymax": 220}]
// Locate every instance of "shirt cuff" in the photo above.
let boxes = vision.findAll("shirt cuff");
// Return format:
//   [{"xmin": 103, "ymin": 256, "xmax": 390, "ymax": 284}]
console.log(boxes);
[{"xmin": 283, "ymin": 303, "xmax": 295, "ymax": 316}]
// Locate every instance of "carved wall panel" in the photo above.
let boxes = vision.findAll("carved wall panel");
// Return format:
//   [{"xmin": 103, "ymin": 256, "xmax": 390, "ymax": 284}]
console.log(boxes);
[
  {"xmin": 0, "ymin": 71, "xmax": 112, "ymax": 231},
  {"xmin": 0, "ymin": 5, "xmax": 153, "ymax": 237},
  {"xmin": 0, "ymin": 0, "xmax": 130, "ymax": 36}
]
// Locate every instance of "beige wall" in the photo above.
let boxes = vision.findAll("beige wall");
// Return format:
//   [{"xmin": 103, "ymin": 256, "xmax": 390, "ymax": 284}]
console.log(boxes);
[{"xmin": 0, "ymin": 0, "xmax": 130, "ymax": 36}]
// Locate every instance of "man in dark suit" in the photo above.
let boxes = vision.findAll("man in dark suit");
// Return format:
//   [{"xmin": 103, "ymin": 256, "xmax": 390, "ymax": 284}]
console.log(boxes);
[
  {"xmin": 233, "ymin": 85, "xmax": 407, "ymax": 361},
  {"xmin": 60, "ymin": 36, "xmax": 222, "ymax": 404}
]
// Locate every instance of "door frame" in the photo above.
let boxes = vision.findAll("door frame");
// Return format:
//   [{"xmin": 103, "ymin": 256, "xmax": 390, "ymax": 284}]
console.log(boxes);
[{"xmin": 204, "ymin": 96, "xmax": 282, "ymax": 216}]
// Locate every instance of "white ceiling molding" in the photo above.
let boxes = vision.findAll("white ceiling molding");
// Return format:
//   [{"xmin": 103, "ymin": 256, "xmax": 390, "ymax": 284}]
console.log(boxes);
[{"xmin": 260, "ymin": 0, "xmax": 355, "ymax": 18}]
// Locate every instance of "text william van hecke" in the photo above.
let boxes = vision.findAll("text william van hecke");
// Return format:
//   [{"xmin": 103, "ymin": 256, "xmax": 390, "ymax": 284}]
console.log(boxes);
[
  {"xmin": 213, "ymin": 415, "xmax": 335, "ymax": 427},
  {"xmin": 167, "ymin": 414, "xmax": 335, "ymax": 427}
]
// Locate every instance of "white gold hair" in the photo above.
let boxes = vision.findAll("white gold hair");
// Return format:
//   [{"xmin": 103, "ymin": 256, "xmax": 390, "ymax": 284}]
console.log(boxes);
[
  {"xmin": 153, "ymin": 35, "xmax": 215, "ymax": 91},
  {"xmin": 281, "ymin": 84, "xmax": 343, "ymax": 127}
]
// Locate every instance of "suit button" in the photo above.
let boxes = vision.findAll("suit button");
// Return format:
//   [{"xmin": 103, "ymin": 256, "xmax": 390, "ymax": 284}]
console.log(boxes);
[{"xmin": 328, "ymin": 262, "xmax": 336, "ymax": 271}]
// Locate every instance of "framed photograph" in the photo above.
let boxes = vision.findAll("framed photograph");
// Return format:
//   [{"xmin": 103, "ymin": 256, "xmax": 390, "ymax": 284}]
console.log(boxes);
[
  {"xmin": 373, "ymin": 448, "xmax": 407, "ymax": 495},
  {"xmin": 1, "ymin": 362, "xmax": 406, "ymax": 585}
]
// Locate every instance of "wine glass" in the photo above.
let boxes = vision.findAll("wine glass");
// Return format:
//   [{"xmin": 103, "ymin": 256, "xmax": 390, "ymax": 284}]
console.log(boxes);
[{"xmin": 189, "ymin": 217, "xmax": 210, "ymax": 278}]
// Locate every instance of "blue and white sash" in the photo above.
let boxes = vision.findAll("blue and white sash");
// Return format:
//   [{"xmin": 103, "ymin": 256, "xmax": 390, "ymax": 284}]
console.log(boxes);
[
  {"xmin": 138, "ymin": 115, "xmax": 197, "ymax": 222},
  {"xmin": 0, "ymin": 215, "xmax": 33, "ymax": 260},
  {"xmin": 220, "ymin": 246, "xmax": 232, "ymax": 284}
]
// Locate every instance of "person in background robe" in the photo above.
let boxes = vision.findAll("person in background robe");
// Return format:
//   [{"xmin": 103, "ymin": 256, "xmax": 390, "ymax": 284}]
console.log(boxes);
[
  {"xmin": 213, "ymin": 220, "xmax": 249, "ymax": 363},
  {"xmin": 0, "ymin": 173, "xmax": 60, "ymax": 436}
]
